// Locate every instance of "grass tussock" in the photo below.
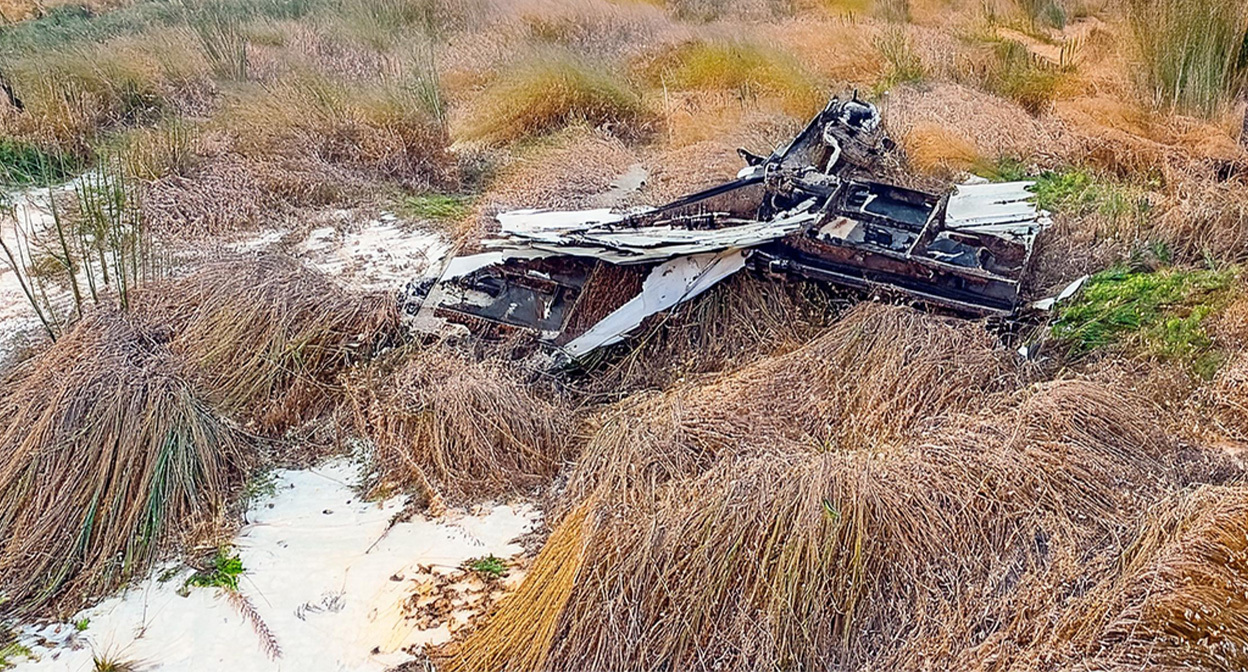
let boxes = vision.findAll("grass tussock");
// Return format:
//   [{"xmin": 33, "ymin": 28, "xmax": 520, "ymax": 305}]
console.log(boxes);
[
  {"xmin": 565, "ymin": 303, "xmax": 1017, "ymax": 506},
  {"xmin": 983, "ymin": 39, "xmax": 1073, "ymax": 114},
  {"xmin": 901, "ymin": 121, "xmax": 981, "ymax": 176},
  {"xmin": 433, "ymin": 499, "xmax": 594, "ymax": 672},
  {"xmin": 1128, "ymin": 0, "xmax": 1248, "ymax": 117},
  {"xmin": 462, "ymin": 51, "xmax": 646, "ymax": 145},
  {"xmin": 577, "ymin": 273, "xmax": 833, "ymax": 393},
  {"xmin": 141, "ymin": 254, "xmax": 398, "ymax": 434},
  {"xmin": 0, "ymin": 311, "xmax": 249, "ymax": 617},
  {"xmin": 438, "ymin": 328, "xmax": 1187, "ymax": 672},
  {"xmin": 345, "ymin": 346, "xmax": 573, "ymax": 504},
  {"xmin": 639, "ymin": 39, "xmax": 820, "ymax": 115},
  {"xmin": 222, "ymin": 74, "xmax": 455, "ymax": 188}
]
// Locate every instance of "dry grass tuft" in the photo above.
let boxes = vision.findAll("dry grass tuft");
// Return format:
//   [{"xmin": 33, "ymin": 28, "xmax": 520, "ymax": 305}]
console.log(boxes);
[
  {"xmin": 221, "ymin": 74, "xmax": 456, "ymax": 189},
  {"xmin": 638, "ymin": 38, "xmax": 820, "ymax": 116},
  {"xmin": 439, "ymin": 357, "xmax": 1189, "ymax": 671},
  {"xmin": 140, "ymin": 254, "xmax": 398, "ymax": 435},
  {"xmin": 460, "ymin": 50, "xmax": 647, "ymax": 145},
  {"xmin": 577, "ymin": 272, "xmax": 834, "ymax": 393},
  {"xmin": 0, "ymin": 310, "xmax": 249, "ymax": 617},
  {"xmin": 481, "ymin": 125, "xmax": 639, "ymax": 211},
  {"xmin": 565, "ymin": 302, "xmax": 1018, "ymax": 507},
  {"xmin": 886, "ymin": 81, "xmax": 1073, "ymax": 167},
  {"xmin": 344, "ymin": 345, "xmax": 573, "ymax": 504},
  {"xmin": 901, "ymin": 121, "xmax": 982, "ymax": 176},
  {"xmin": 436, "ymin": 499, "xmax": 594, "ymax": 672}
]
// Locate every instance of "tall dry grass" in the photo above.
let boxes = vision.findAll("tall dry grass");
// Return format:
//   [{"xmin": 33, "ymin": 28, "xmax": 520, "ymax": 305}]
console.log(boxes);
[
  {"xmin": 221, "ymin": 72, "xmax": 456, "ymax": 189},
  {"xmin": 461, "ymin": 49, "xmax": 647, "ymax": 144},
  {"xmin": 637, "ymin": 38, "xmax": 820, "ymax": 116},
  {"xmin": 0, "ymin": 310, "xmax": 249, "ymax": 617},
  {"xmin": 1016, "ymin": 484, "xmax": 1248, "ymax": 671},
  {"xmin": 1128, "ymin": 0, "xmax": 1248, "ymax": 117},
  {"xmin": 344, "ymin": 345, "xmax": 574, "ymax": 504},
  {"xmin": 1, "ymin": 29, "xmax": 212, "ymax": 154},
  {"xmin": 140, "ymin": 254, "xmax": 398, "ymax": 435}
]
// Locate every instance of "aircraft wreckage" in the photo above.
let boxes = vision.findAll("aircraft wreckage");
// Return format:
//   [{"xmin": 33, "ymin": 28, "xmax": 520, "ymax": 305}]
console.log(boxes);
[{"xmin": 405, "ymin": 94, "xmax": 1052, "ymax": 361}]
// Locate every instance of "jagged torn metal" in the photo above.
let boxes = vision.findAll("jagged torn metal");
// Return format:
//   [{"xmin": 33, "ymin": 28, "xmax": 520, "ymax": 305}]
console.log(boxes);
[{"xmin": 562, "ymin": 249, "xmax": 748, "ymax": 357}]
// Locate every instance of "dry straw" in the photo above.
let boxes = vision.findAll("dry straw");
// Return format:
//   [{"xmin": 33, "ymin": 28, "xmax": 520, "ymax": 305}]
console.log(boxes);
[
  {"xmin": 434, "ymin": 304, "xmax": 1221, "ymax": 672},
  {"xmin": 141, "ymin": 253, "xmax": 398, "ymax": 435},
  {"xmin": 345, "ymin": 345, "xmax": 573, "ymax": 504},
  {"xmin": 0, "ymin": 311, "xmax": 249, "ymax": 617}
]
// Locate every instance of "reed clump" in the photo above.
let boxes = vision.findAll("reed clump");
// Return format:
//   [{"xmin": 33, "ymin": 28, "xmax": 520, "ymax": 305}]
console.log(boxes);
[
  {"xmin": 140, "ymin": 253, "xmax": 398, "ymax": 434},
  {"xmin": 0, "ymin": 310, "xmax": 249, "ymax": 617},
  {"xmin": 344, "ymin": 345, "xmax": 573, "ymax": 504},
  {"xmin": 1128, "ymin": 0, "xmax": 1248, "ymax": 117}
]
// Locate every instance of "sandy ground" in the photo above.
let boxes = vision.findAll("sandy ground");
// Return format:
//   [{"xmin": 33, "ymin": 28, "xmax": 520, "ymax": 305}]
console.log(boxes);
[
  {"xmin": 8, "ymin": 458, "xmax": 538, "ymax": 671},
  {"xmin": 226, "ymin": 211, "xmax": 451, "ymax": 294},
  {"xmin": 0, "ymin": 186, "xmax": 452, "ymax": 369}
]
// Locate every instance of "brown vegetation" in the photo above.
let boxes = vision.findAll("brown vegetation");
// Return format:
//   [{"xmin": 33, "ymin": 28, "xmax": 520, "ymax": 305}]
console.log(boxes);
[
  {"xmin": 344, "ymin": 345, "xmax": 574, "ymax": 505},
  {"xmin": 140, "ymin": 254, "xmax": 398, "ymax": 435},
  {"xmin": 437, "ymin": 303, "xmax": 1233, "ymax": 671},
  {"xmin": 0, "ymin": 310, "xmax": 249, "ymax": 617}
]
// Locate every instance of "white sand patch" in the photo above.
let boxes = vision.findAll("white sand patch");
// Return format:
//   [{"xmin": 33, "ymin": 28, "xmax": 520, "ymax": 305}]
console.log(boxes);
[
  {"xmin": 295, "ymin": 216, "xmax": 450, "ymax": 292},
  {"xmin": 222, "ymin": 213, "xmax": 450, "ymax": 294},
  {"xmin": 0, "ymin": 182, "xmax": 81, "ymax": 355},
  {"xmin": 225, "ymin": 228, "xmax": 289, "ymax": 253},
  {"xmin": 10, "ymin": 458, "xmax": 538, "ymax": 671}
]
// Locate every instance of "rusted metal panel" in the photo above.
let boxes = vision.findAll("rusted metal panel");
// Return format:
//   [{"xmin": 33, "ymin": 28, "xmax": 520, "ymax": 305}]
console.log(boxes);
[{"xmin": 406, "ymin": 93, "xmax": 1051, "ymax": 360}]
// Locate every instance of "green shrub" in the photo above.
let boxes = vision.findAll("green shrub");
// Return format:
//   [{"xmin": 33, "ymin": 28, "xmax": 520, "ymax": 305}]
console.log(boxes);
[
  {"xmin": 184, "ymin": 547, "xmax": 245, "ymax": 591},
  {"xmin": 464, "ymin": 554, "xmax": 507, "ymax": 579},
  {"xmin": 401, "ymin": 193, "xmax": 473, "ymax": 222},
  {"xmin": 1053, "ymin": 265, "xmax": 1237, "ymax": 376}
]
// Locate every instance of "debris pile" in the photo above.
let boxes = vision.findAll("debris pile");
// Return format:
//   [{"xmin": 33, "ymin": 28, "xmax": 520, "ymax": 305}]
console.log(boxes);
[{"xmin": 405, "ymin": 94, "xmax": 1052, "ymax": 361}]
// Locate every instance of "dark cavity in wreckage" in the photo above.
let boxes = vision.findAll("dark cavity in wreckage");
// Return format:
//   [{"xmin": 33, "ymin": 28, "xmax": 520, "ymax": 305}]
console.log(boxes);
[{"xmin": 403, "ymin": 94, "xmax": 1053, "ymax": 362}]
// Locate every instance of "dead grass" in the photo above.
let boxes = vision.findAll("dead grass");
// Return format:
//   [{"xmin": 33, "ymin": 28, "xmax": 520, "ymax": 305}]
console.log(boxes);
[
  {"xmin": 564, "ymin": 302, "xmax": 1019, "ymax": 506},
  {"xmin": 221, "ymin": 74, "xmax": 456, "ymax": 189},
  {"xmin": 1038, "ymin": 484, "xmax": 1248, "ymax": 670},
  {"xmin": 886, "ymin": 81, "xmax": 1073, "ymax": 166},
  {"xmin": 460, "ymin": 50, "xmax": 647, "ymax": 145},
  {"xmin": 139, "ymin": 254, "xmax": 398, "ymax": 435},
  {"xmin": 637, "ymin": 38, "xmax": 820, "ymax": 116},
  {"xmin": 0, "ymin": 310, "xmax": 250, "ymax": 617},
  {"xmin": 481, "ymin": 125, "xmax": 639, "ymax": 211},
  {"xmin": 575, "ymin": 272, "xmax": 835, "ymax": 393},
  {"xmin": 437, "ymin": 319, "xmax": 1196, "ymax": 671},
  {"xmin": 343, "ymin": 345, "xmax": 574, "ymax": 504},
  {"xmin": 1, "ymin": 29, "xmax": 212, "ymax": 155},
  {"xmin": 901, "ymin": 121, "xmax": 982, "ymax": 176}
]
